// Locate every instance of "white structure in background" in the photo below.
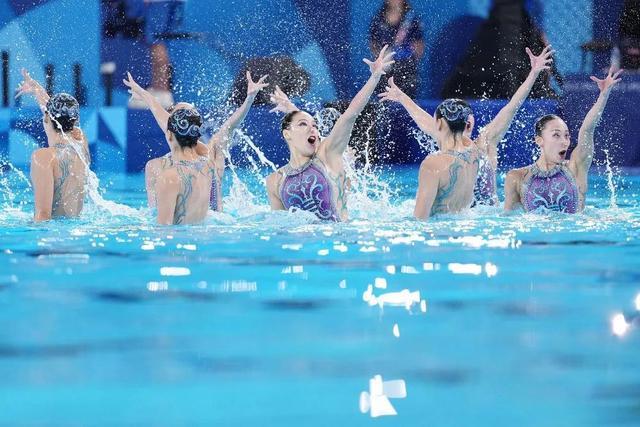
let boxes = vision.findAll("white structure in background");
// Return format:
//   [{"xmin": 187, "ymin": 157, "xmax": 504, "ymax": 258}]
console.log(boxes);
[{"xmin": 359, "ymin": 375, "xmax": 407, "ymax": 417}]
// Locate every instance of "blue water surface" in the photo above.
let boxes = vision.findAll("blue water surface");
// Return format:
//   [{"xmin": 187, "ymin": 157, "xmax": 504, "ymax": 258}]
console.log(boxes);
[{"xmin": 0, "ymin": 166, "xmax": 639, "ymax": 426}]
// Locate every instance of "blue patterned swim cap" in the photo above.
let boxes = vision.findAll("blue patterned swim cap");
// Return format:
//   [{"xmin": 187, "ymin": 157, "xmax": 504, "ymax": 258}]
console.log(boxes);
[
  {"xmin": 436, "ymin": 99, "xmax": 473, "ymax": 124},
  {"xmin": 168, "ymin": 108, "xmax": 202, "ymax": 139},
  {"xmin": 45, "ymin": 93, "xmax": 80, "ymax": 124}
]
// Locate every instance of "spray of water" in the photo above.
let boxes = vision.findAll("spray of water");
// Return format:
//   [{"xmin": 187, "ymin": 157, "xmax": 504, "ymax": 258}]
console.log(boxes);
[{"xmin": 603, "ymin": 148, "xmax": 618, "ymax": 209}]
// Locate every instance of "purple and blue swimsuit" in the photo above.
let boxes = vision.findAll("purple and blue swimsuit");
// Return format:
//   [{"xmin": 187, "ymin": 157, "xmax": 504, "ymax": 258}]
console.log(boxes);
[
  {"xmin": 521, "ymin": 163, "xmax": 579, "ymax": 213},
  {"xmin": 278, "ymin": 158, "xmax": 340, "ymax": 222}
]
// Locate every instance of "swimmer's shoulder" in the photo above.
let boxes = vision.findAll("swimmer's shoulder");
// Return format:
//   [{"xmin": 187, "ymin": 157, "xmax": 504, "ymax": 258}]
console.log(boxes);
[
  {"xmin": 506, "ymin": 166, "xmax": 528, "ymax": 185},
  {"xmin": 31, "ymin": 147, "xmax": 55, "ymax": 164},
  {"xmin": 266, "ymin": 168, "xmax": 286, "ymax": 188},
  {"xmin": 421, "ymin": 152, "xmax": 450, "ymax": 173}
]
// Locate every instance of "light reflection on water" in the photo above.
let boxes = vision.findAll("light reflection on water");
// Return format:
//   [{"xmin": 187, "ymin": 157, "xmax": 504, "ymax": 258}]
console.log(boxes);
[{"xmin": 0, "ymin": 170, "xmax": 639, "ymax": 425}]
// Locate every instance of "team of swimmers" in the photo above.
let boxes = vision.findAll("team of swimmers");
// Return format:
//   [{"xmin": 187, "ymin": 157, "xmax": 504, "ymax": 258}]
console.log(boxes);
[{"xmin": 15, "ymin": 45, "xmax": 622, "ymax": 224}]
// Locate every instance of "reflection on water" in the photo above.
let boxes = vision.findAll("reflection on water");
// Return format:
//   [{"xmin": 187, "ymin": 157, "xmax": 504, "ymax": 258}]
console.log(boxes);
[
  {"xmin": 359, "ymin": 375, "xmax": 407, "ymax": 418},
  {"xmin": 0, "ymin": 170, "xmax": 639, "ymax": 425}
]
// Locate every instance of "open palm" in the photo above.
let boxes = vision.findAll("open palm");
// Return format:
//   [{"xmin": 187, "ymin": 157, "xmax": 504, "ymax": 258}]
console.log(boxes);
[
  {"xmin": 590, "ymin": 68, "xmax": 623, "ymax": 93},
  {"xmin": 15, "ymin": 69, "xmax": 38, "ymax": 98},
  {"xmin": 246, "ymin": 71, "xmax": 269, "ymax": 97},
  {"xmin": 363, "ymin": 44, "xmax": 395, "ymax": 76},
  {"xmin": 378, "ymin": 77, "xmax": 405, "ymax": 103},
  {"xmin": 526, "ymin": 45, "xmax": 554, "ymax": 74}
]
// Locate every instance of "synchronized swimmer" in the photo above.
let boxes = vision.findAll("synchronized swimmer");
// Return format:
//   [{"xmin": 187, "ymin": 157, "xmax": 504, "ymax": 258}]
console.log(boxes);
[{"xmin": 15, "ymin": 45, "xmax": 621, "ymax": 224}]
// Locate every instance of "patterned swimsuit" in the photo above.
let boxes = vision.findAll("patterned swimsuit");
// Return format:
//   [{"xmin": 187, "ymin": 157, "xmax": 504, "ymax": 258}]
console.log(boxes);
[
  {"xmin": 278, "ymin": 157, "xmax": 340, "ymax": 222},
  {"xmin": 521, "ymin": 163, "xmax": 579, "ymax": 213},
  {"xmin": 473, "ymin": 155, "xmax": 498, "ymax": 206}
]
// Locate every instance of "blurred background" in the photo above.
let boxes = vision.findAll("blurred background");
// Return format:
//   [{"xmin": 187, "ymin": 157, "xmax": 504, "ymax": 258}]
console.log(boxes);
[{"xmin": 0, "ymin": 0, "xmax": 638, "ymax": 171}]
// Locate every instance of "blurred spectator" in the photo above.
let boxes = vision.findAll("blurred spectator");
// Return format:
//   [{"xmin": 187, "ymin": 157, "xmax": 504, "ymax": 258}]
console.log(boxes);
[
  {"xmin": 442, "ymin": 0, "xmax": 560, "ymax": 99},
  {"xmin": 369, "ymin": 0, "xmax": 425, "ymax": 98},
  {"xmin": 102, "ymin": 0, "xmax": 144, "ymax": 38},
  {"xmin": 141, "ymin": 0, "xmax": 186, "ymax": 108},
  {"xmin": 620, "ymin": 0, "xmax": 640, "ymax": 70}
]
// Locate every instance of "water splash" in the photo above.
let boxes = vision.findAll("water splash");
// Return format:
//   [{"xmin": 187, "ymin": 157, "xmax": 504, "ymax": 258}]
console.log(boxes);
[{"xmin": 603, "ymin": 148, "xmax": 618, "ymax": 209}]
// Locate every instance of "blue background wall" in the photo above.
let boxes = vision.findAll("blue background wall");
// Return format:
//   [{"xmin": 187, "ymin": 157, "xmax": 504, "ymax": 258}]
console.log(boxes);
[{"xmin": 0, "ymin": 0, "xmax": 600, "ymax": 108}]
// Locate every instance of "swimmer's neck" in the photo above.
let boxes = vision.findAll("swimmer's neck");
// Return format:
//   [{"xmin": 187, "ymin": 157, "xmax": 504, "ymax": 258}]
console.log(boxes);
[
  {"xmin": 288, "ymin": 151, "xmax": 314, "ymax": 169},
  {"xmin": 439, "ymin": 134, "xmax": 472, "ymax": 152},
  {"xmin": 535, "ymin": 155, "xmax": 563, "ymax": 171},
  {"xmin": 47, "ymin": 132, "xmax": 72, "ymax": 147},
  {"xmin": 172, "ymin": 146, "xmax": 199, "ymax": 162}
]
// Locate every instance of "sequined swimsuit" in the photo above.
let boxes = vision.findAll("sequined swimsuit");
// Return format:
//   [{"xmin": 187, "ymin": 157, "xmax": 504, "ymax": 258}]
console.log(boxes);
[
  {"xmin": 473, "ymin": 155, "xmax": 498, "ymax": 206},
  {"xmin": 278, "ymin": 157, "xmax": 340, "ymax": 222},
  {"xmin": 521, "ymin": 163, "xmax": 579, "ymax": 213}
]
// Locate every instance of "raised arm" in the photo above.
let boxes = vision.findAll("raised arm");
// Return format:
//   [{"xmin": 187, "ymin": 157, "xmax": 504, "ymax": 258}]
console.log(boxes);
[
  {"xmin": 571, "ymin": 68, "xmax": 622, "ymax": 172},
  {"xmin": 413, "ymin": 157, "xmax": 440, "ymax": 220},
  {"xmin": 269, "ymin": 85, "xmax": 299, "ymax": 114},
  {"xmin": 323, "ymin": 45, "xmax": 395, "ymax": 158},
  {"xmin": 16, "ymin": 69, "xmax": 50, "ymax": 110},
  {"xmin": 123, "ymin": 72, "xmax": 171, "ymax": 133},
  {"xmin": 379, "ymin": 76, "xmax": 436, "ymax": 137},
  {"xmin": 477, "ymin": 45, "xmax": 554, "ymax": 153},
  {"xmin": 207, "ymin": 71, "xmax": 268, "ymax": 155}
]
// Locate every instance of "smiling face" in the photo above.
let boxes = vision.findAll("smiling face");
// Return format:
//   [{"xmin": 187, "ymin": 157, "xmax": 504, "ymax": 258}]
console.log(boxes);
[
  {"xmin": 536, "ymin": 118, "xmax": 571, "ymax": 164},
  {"xmin": 282, "ymin": 111, "xmax": 319, "ymax": 158}
]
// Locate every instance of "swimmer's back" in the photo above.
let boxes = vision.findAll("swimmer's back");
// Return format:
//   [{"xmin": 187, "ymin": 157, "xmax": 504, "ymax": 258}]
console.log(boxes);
[
  {"xmin": 427, "ymin": 148, "xmax": 480, "ymax": 215},
  {"xmin": 157, "ymin": 157, "xmax": 214, "ymax": 224}
]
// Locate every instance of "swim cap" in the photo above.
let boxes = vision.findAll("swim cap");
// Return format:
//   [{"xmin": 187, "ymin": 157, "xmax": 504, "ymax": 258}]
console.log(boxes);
[
  {"xmin": 168, "ymin": 108, "xmax": 202, "ymax": 139},
  {"xmin": 436, "ymin": 99, "xmax": 472, "ymax": 124},
  {"xmin": 45, "ymin": 93, "xmax": 80, "ymax": 123}
]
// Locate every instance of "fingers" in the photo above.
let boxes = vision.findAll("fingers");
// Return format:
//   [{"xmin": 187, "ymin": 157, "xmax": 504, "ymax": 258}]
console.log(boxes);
[
  {"xmin": 245, "ymin": 70, "xmax": 253, "ymax": 83},
  {"xmin": 389, "ymin": 76, "xmax": 396, "ymax": 87},
  {"xmin": 257, "ymin": 74, "xmax": 268, "ymax": 84},
  {"xmin": 383, "ymin": 51, "xmax": 396, "ymax": 61},
  {"xmin": 525, "ymin": 47, "xmax": 533, "ymax": 58},
  {"xmin": 363, "ymin": 58, "xmax": 373, "ymax": 66},
  {"xmin": 379, "ymin": 44, "xmax": 388, "ymax": 58},
  {"xmin": 589, "ymin": 75, "xmax": 600, "ymax": 83},
  {"xmin": 613, "ymin": 69, "xmax": 624, "ymax": 80},
  {"xmin": 269, "ymin": 106, "xmax": 279, "ymax": 113}
]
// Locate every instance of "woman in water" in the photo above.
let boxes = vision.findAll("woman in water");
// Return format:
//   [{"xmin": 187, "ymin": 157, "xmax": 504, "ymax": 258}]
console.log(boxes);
[
  {"xmin": 123, "ymin": 71, "xmax": 268, "ymax": 211},
  {"xmin": 264, "ymin": 46, "xmax": 395, "ymax": 221},
  {"xmin": 504, "ymin": 68, "xmax": 623, "ymax": 213},
  {"xmin": 154, "ymin": 107, "xmax": 212, "ymax": 224},
  {"xmin": 407, "ymin": 98, "xmax": 481, "ymax": 220},
  {"xmin": 379, "ymin": 45, "xmax": 555, "ymax": 206},
  {"xmin": 16, "ymin": 69, "xmax": 90, "ymax": 222}
]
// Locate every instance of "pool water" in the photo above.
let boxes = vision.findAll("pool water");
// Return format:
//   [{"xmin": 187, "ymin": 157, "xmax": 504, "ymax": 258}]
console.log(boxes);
[{"xmin": 1, "ymin": 166, "xmax": 639, "ymax": 426}]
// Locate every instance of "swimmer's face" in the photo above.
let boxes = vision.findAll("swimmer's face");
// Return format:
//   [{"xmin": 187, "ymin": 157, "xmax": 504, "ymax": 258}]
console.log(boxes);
[
  {"xmin": 282, "ymin": 111, "xmax": 319, "ymax": 157},
  {"xmin": 536, "ymin": 118, "xmax": 570, "ymax": 164}
]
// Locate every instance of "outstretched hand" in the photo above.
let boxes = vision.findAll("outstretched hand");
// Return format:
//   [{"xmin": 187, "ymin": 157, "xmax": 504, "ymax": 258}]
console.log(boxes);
[
  {"xmin": 269, "ymin": 85, "xmax": 296, "ymax": 113},
  {"xmin": 526, "ymin": 45, "xmax": 555, "ymax": 74},
  {"xmin": 363, "ymin": 44, "xmax": 395, "ymax": 76},
  {"xmin": 15, "ymin": 69, "xmax": 39, "ymax": 99},
  {"xmin": 246, "ymin": 71, "xmax": 269, "ymax": 97},
  {"xmin": 378, "ymin": 77, "xmax": 406, "ymax": 103},
  {"xmin": 122, "ymin": 71, "xmax": 145, "ymax": 102},
  {"xmin": 590, "ymin": 67, "xmax": 623, "ymax": 93}
]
